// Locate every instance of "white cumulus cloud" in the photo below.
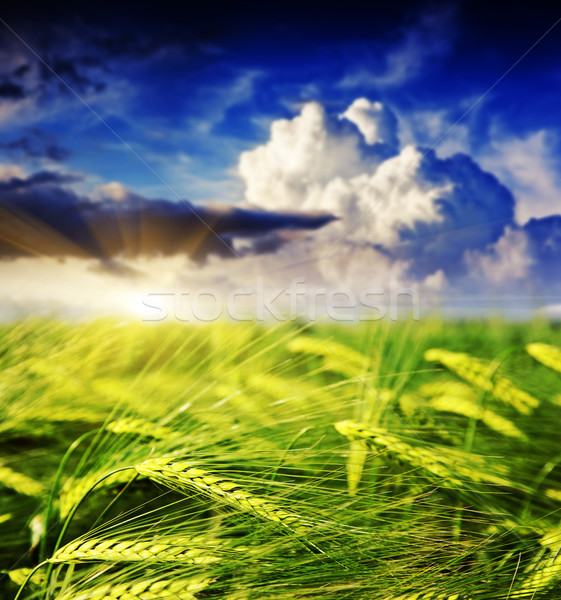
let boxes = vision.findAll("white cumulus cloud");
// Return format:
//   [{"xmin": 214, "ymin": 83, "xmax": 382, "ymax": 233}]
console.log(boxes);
[
  {"xmin": 238, "ymin": 102, "xmax": 377, "ymax": 212},
  {"xmin": 480, "ymin": 130, "xmax": 561, "ymax": 225},
  {"xmin": 92, "ymin": 181, "xmax": 131, "ymax": 202},
  {"xmin": 340, "ymin": 98, "xmax": 399, "ymax": 149},
  {"xmin": 238, "ymin": 99, "xmax": 514, "ymax": 274},
  {"xmin": 232, "ymin": 97, "xmax": 561, "ymax": 315},
  {"xmin": 464, "ymin": 227, "xmax": 533, "ymax": 286}
]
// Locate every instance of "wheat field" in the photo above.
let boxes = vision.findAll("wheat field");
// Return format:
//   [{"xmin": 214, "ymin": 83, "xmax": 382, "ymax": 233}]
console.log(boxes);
[{"xmin": 1, "ymin": 318, "xmax": 561, "ymax": 599}]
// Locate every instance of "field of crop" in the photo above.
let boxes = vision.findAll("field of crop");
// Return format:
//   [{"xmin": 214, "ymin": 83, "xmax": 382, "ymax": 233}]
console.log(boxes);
[{"xmin": 1, "ymin": 318, "xmax": 561, "ymax": 599}]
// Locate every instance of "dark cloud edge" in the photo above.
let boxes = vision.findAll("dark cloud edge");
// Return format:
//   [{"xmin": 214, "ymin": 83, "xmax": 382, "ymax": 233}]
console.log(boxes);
[{"xmin": 0, "ymin": 169, "xmax": 337, "ymax": 267}]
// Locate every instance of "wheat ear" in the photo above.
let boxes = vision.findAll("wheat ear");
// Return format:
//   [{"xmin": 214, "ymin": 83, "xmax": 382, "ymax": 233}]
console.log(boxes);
[
  {"xmin": 0, "ymin": 463, "xmax": 43, "ymax": 496},
  {"xmin": 56, "ymin": 576, "xmax": 213, "ymax": 600},
  {"xmin": 51, "ymin": 536, "xmax": 221, "ymax": 564},
  {"xmin": 335, "ymin": 420, "xmax": 512, "ymax": 488},
  {"xmin": 513, "ymin": 528, "xmax": 561, "ymax": 597},
  {"xmin": 420, "ymin": 379, "xmax": 525, "ymax": 439},
  {"xmin": 345, "ymin": 439, "xmax": 369, "ymax": 496},
  {"xmin": 7, "ymin": 567, "xmax": 45, "ymax": 587},
  {"xmin": 135, "ymin": 457, "xmax": 312, "ymax": 536},
  {"xmin": 545, "ymin": 488, "xmax": 561, "ymax": 502},
  {"xmin": 527, "ymin": 342, "xmax": 561, "ymax": 374},
  {"xmin": 424, "ymin": 349, "xmax": 539, "ymax": 415},
  {"xmin": 287, "ymin": 336, "xmax": 370, "ymax": 376},
  {"xmin": 106, "ymin": 417, "xmax": 180, "ymax": 440},
  {"xmin": 428, "ymin": 395, "xmax": 526, "ymax": 440},
  {"xmin": 419, "ymin": 380, "xmax": 474, "ymax": 398}
]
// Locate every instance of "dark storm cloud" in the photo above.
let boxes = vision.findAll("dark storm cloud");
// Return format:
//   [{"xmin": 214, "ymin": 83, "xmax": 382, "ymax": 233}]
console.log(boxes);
[
  {"xmin": 0, "ymin": 130, "xmax": 70, "ymax": 162},
  {"xmin": 12, "ymin": 63, "xmax": 31, "ymax": 78},
  {"xmin": 0, "ymin": 170, "xmax": 81, "ymax": 191},
  {"xmin": 0, "ymin": 170, "xmax": 336, "ymax": 265},
  {"xmin": 41, "ymin": 57, "xmax": 106, "ymax": 94},
  {"xmin": 0, "ymin": 16, "xmax": 223, "ymax": 117},
  {"xmin": 0, "ymin": 81, "xmax": 25, "ymax": 99}
]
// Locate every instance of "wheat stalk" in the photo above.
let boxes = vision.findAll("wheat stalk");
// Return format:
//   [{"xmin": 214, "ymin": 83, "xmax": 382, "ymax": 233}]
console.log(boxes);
[
  {"xmin": 135, "ymin": 457, "xmax": 312, "ymax": 536},
  {"xmin": 335, "ymin": 420, "xmax": 513, "ymax": 488},
  {"xmin": 424, "ymin": 349, "xmax": 539, "ymax": 415},
  {"xmin": 51, "ymin": 536, "xmax": 222, "ymax": 564}
]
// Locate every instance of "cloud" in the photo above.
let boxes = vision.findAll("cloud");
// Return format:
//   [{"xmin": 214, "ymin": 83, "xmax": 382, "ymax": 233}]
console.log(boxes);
[
  {"xmin": 461, "ymin": 216, "xmax": 561, "ymax": 298},
  {"xmin": 340, "ymin": 98, "xmax": 399, "ymax": 150},
  {"xmin": 0, "ymin": 81, "xmax": 25, "ymax": 99},
  {"xmin": 238, "ymin": 101, "xmax": 391, "ymax": 213},
  {"xmin": 0, "ymin": 163, "xmax": 26, "ymax": 180},
  {"xmin": 393, "ymin": 151, "xmax": 515, "ymax": 279},
  {"xmin": 239, "ymin": 100, "xmax": 515, "ymax": 283},
  {"xmin": 92, "ymin": 181, "xmax": 131, "ymax": 202},
  {"xmin": 0, "ymin": 28, "xmax": 126, "ymax": 128},
  {"xmin": 230, "ymin": 98, "xmax": 560, "ymax": 315},
  {"xmin": 0, "ymin": 167, "xmax": 336, "ymax": 265},
  {"xmin": 396, "ymin": 107, "xmax": 471, "ymax": 158},
  {"xmin": 12, "ymin": 64, "xmax": 30, "ymax": 78},
  {"xmin": 315, "ymin": 242, "xmax": 412, "ymax": 291},
  {"xmin": 479, "ymin": 130, "xmax": 561, "ymax": 225},
  {"xmin": 3, "ymin": 91, "xmax": 561, "ymax": 318},
  {"xmin": 185, "ymin": 69, "xmax": 263, "ymax": 135},
  {"xmin": 0, "ymin": 129, "xmax": 70, "ymax": 162},
  {"xmin": 339, "ymin": 8, "xmax": 455, "ymax": 89},
  {"xmin": 524, "ymin": 216, "xmax": 561, "ymax": 284},
  {"xmin": 0, "ymin": 170, "xmax": 82, "ymax": 191},
  {"xmin": 42, "ymin": 57, "xmax": 106, "ymax": 94},
  {"xmin": 464, "ymin": 226, "xmax": 532, "ymax": 286}
]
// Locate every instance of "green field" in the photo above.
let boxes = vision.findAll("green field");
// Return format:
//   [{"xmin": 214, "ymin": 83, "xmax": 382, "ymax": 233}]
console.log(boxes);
[{"xmin": 1, "ymin": 318, "xmax": 561, "ymax": 599}]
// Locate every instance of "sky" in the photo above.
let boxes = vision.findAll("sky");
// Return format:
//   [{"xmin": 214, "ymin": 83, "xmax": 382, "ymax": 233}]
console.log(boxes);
[{"xmin": 0, "ymin": 1, "xmax": 560, "ymax": 321}]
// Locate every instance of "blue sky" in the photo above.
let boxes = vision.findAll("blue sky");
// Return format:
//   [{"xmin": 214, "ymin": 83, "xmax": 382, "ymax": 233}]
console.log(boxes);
[
  {"xmin": 1, "ymin": 2, "xmax": 559, "ymax": 201},
  {"xmin": 0, "ymin": 1, "xmax": 560, "ymax": 319}
]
